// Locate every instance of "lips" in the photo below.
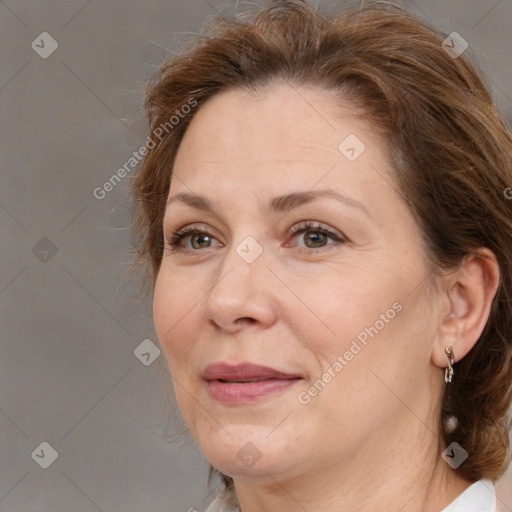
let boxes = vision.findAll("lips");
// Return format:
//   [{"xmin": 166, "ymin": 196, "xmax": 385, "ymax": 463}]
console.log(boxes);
[
  {"xmin": 203, "ymin": 362, "xmax": 303, "ymax": 403},
  {"xmin": 203, "ymin": 362, "xmax": 302, "ymax": 383}
]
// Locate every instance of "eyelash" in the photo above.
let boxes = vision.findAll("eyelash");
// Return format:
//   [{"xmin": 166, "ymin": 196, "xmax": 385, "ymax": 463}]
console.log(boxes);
[{"xmin": 165, "ymin": 221, "xmax": 345, "ymax": 254}]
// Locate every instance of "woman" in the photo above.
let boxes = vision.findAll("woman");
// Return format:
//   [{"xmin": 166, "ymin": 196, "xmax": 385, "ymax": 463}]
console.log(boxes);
[{"xmin": 129, "ymin": 1, "xmax": 512, "ymax": 510}]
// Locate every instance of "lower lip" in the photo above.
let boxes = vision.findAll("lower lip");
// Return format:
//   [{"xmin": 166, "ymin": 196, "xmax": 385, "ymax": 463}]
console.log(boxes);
[{"xmin": 206, "ymin": 378, "xmax": 302, "ymax": 404}]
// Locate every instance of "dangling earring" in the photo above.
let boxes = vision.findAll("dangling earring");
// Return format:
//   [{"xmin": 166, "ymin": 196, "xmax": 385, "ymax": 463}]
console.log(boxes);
[{"xmin": 444, "ymin": 346, "xmax": 455, "ymax": 383}]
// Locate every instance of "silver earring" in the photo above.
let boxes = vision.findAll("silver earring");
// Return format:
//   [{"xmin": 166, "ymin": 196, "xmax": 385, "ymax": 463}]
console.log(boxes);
[{"xmin": 444, "ymin": 346, "xmax": 455, "ymax": 384}]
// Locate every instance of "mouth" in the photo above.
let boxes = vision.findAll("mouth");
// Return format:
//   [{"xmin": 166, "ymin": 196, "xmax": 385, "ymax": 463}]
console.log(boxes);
[
  {"xmin": 203, "ymin": 362, "xmax": 302, "ymax": 381},
  {"xmin": 217, "ymin": 377, "xmax": 278, "ymax": 383},
  {"xmin": 203, "ymin": 362, "xmax": 303, "ymax": 403}
]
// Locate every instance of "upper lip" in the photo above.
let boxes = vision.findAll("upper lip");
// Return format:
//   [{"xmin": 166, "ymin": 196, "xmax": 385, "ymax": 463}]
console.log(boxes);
[{"xmin": 203, "ymin": 362, "xmax": 302, "ymax": 382}]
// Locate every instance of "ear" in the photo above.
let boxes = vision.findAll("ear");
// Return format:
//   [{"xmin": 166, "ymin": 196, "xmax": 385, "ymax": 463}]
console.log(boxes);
[{"xmin": 431, "ymin": 248, "xmax": 500, "ymax": 369}]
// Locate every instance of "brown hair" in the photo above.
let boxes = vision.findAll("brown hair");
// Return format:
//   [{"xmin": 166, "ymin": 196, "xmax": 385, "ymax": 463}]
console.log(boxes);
[{"xmin": 129, "ymin": 0, "xmax": 512, "ymax": 501}]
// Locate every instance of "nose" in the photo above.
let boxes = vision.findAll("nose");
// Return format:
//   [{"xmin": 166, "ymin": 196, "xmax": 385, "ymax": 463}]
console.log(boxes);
[{"xmin": 202, "ymin": 237, "xmax": 278, "ymax": 333}]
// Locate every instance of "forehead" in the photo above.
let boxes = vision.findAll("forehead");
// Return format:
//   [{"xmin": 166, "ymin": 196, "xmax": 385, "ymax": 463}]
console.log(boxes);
[{"xmin": 171, "ymin": 82, "xmax": 388, "ymax": 188}]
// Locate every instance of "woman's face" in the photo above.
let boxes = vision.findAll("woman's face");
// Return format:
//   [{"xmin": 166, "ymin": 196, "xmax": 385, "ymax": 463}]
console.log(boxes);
[{"xmin": 153, "ymin": 82, "xmax": 446, "ymax": 484}]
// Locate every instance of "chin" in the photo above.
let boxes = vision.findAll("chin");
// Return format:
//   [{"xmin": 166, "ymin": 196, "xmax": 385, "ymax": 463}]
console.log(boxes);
[
  {"xmin": 196, "ymin": 422, "xmax": 304, "ymax": 480},
  {"xmin": 207, "ymin": 449, "xmax": 294, "ymax": 481}
]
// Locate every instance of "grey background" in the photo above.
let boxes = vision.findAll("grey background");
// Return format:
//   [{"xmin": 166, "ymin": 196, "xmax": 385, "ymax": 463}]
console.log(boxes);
[{"xmin": 1, "ymin": 0, "xmax": 511, "ymax": 511}]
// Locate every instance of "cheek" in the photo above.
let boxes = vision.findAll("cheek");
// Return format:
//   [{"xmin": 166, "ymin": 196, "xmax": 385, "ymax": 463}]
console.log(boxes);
[
  {"xmin": 318, "ymin": 274, "xmax": 434, "ymax": 398},
  {"xmin": 286, "ymin": 258, "xmax": 429, "ymax": 400},
  {"xmin": 153, "ymin": 271, "xmax": 202, "ymax": 370},
  {"xmin": 288, "ymin": 264, "xmax": 404, "ymax": 348}
]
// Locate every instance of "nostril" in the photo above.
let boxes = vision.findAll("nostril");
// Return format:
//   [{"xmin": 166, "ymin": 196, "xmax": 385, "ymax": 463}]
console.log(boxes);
[{"xmin": 236, "ymin": 317, "xmax": 256, "ymax": 325}]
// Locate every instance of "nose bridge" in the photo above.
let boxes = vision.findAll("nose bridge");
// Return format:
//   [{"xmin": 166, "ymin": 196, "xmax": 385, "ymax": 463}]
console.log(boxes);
[
  {"xmin": 203, "ymin": 232, "xmax": 272, "ymax": 328},
  {"xmin": 211, "ymin": 233, "xmax": 265, "ymax": 299}
]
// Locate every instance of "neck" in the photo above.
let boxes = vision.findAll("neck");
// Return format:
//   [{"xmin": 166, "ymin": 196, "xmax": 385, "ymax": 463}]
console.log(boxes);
[{"xmin": 231, "ymin": 414, "xmax": 474, "ymax": 512}]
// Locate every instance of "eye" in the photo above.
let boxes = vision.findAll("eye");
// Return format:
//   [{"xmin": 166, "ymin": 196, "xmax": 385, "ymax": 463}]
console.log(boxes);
[
  {"xmin": 165, "ymin": 221, "xmax": 345, "ymax": 255},
  {"xmin": 287, "ymin": 221, "xmax": 345, "ymax": 251},
  {"xmin": 165, "ymin": 224, "xmax": 222, "ymax": 252}
]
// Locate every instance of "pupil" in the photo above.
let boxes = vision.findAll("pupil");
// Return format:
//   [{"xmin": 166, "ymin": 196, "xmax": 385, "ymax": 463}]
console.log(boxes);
[
  {"xmin": 306, "ymin": 231, "xmax": 325, "ymax": 248},
  {"xmin": 192, "ymin": 234, "xmax": 210, "ymax": 249}
]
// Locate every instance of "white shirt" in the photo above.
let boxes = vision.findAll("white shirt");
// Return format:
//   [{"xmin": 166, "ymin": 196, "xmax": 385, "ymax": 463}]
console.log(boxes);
[
  {"xmin": 205, "ymin": 479, "xmax": 497, "ymax": 512},
  {"xmin": 440, "ymin": 479, "xmax": 496, "ymax": 512}
]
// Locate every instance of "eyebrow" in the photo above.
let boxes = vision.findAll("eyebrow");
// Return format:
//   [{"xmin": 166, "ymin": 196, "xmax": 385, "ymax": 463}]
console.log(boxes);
[{"xmin": 166, "ymin": 189, "xmax": 371, "ymax": 218}]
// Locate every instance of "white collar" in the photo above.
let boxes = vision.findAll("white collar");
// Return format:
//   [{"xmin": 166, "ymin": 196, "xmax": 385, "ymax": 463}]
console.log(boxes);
[
  {"xmin": 440, "ymin": 479, "xmax": 496, "ymax": 512},
  {"xmin": 206, "ymin": 479, "xmax": 497, "ymax": 512}
]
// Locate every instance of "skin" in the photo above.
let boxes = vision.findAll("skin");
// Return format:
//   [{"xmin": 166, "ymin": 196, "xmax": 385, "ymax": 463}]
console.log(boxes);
[{"xmin": 153, "ymin": 82, "xmax": 500, "ymax": 512}]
